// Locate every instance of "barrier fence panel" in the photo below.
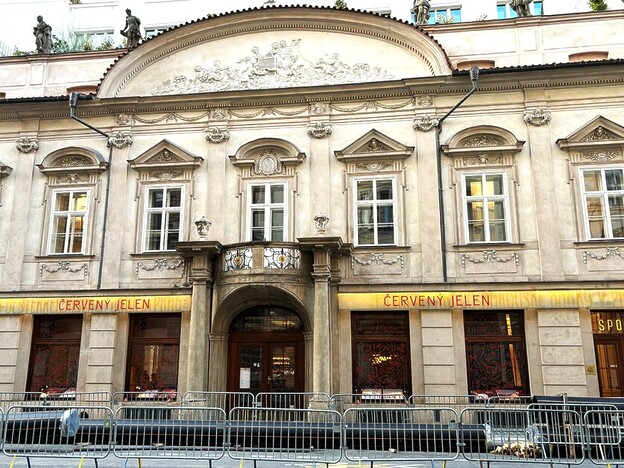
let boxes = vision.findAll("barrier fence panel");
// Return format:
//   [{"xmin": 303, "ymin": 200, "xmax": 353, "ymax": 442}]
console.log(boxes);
[
  {"xmin": 3, "ymin": 404, "xmax": 113, "ymax": 459},
  {"xmin": 584, "ymin": 409, "xmax": 624, "ymax": 464},
  {"xmin": 487, "ymin": 395, "xmax": 533, "ymax": 409},
  {"xmin": 113, "ymin": 391, "xmax": 182, "ymax": 420},
  {"xmin": 255, "ymin": 392, "xmax": 330, "ymax": 410},
  {"xmin": 460, "ymin": 407, "xmax": 585, "ymax": 464},
  {"xmin": 342, "ymin": 407, "xmax": 459, "ymax": 463},
  {"xmin": 0, "ymin": 391, "xmax": 112, "ymax": 413},
  {"xmin": 227, "ymin": 407, "xmax": 343, "ymax": 464},
  {"xmin": 183, "ymin": 391, "xmax": 254, "ymax": 412},
  {"xmin": 113, "ymin": 406, "xmax": 227, "ymax": 460}
]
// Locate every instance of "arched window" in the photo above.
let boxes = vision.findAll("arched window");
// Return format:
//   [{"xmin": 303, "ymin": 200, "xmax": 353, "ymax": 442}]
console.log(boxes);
[{"xmin": 230, "ymin": 306, "xmax": 303, "ymax": 332}]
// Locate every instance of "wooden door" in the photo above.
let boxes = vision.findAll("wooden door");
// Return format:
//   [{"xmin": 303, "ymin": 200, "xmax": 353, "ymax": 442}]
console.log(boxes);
[{"xmin": 595, "ymin": 339, "xmax": 624, "ymax": 397}]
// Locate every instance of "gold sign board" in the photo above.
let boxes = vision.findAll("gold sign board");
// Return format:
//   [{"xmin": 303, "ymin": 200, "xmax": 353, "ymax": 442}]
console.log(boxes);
[
  {"xmin": 0, "ymin": 295, "xmax": 192, "ymax": 314},
  {"xmin": 339, "ymin": 290, "xmax": 624, "ymax": 310}
]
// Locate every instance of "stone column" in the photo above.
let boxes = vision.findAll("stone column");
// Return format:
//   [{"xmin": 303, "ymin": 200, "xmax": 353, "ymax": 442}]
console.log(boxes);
[
  {"xmin": 208, "ymin": 333, "xmax": 229, "ymax": 392},
  {"xmin": 177, "ymin": 241, "xmax": 222, "ymax": 392},
  {"xmin": 298, "ymin": 237, "xmax": 351, "ymax": 399}
]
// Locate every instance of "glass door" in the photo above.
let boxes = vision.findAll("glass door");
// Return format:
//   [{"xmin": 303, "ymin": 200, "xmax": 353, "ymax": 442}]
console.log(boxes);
[{"xmin": 595, "ymin": 340, "xmax": 624, "ymax": 397}]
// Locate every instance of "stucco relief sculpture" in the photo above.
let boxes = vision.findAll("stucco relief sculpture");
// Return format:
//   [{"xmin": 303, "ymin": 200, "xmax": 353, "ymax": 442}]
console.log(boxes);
[
  {"xmin": 33, "ymin": 16, "xmax": 52, "ymax": 54},
  {"xmin": 108, "ymin": 132, "xmax": 133, "ymax": 148},
  {"xmin": 205, "ymin": 127, "xmax": 230, "ymax": 143},
  {"xmin": 153, "ymin": 39, "xmax": 393, "ymax": 95},
  {"xmin": 307, "ymin": 122, "xmax": 332, "ymax": 139},
  {"xmin": 509, "ymin": 0, "xmax": 534, "ymax": 17},
  {"xmin": 16, "ymin": 137, "xmax": 39, "ymax": 153},
  {"xmin": 523, "ymin": 108, "xmax": 551, "ymax": 126},
  {"xmin": 120, "ymin": 9, "xmax": 142, "ymax": 48},
  {"xmin": 414, "ymin": 0, "xmax": 431, "ymax": 24},
  {"xmin": 413, "ymin": 115, "xmax": 439, "ymax": 132}
]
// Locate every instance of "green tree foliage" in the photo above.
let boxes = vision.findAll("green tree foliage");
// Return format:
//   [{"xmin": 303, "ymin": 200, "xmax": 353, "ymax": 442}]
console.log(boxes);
[
  {"xmin": 588, "ymin": 0, "xmax": 608, "ymax": 11},
  {"xmin": 335, "ymin": 0, "xmax": 348, "ymax": 8}
]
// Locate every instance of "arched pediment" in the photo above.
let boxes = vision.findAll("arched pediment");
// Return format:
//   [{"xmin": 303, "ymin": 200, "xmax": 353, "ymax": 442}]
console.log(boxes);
[
  {"xmin": 37, "ymin": 146, "xmax": 108, "ymax": 183},
  {"xmin": 441, "ymin": 126, "xmax": 524, "ymax": 168},
  {"xmin": 229, "ymin": 138, "xmax": 305, "ymax": 177},
  {"xmin": 97, "ymin": 6, "xmax": 452, "ymax": 98}
]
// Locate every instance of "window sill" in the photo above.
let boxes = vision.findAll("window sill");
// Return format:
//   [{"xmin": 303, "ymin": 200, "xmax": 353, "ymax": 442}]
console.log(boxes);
[
  {"xmin": 352, "ymin": 245, "xmax": 411, "ymax": 252},
  {"xmin": 451, "ymin": 243, "xmax": 524, "ymax": 250},
  {"xmin": 574, "ymin": 239, "xmax": 624, "ymax": 247},
  {"xmin": 130, "ymin": 252, "xmax": 182, "ymax": 258},
  {"xmin": 35, "ymin": 254, "xmax": 95, "ymax": 260}
]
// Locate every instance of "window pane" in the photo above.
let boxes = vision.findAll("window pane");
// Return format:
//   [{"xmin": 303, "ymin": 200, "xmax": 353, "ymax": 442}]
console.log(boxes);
[
  {"xmin": 451, "ymin": 8, "xmax": 461, "ymax": 22},
  {"xmin": 467, "ymin": 201, "xmax": 484, "ymax": 221},
  {"xmin": 376, "ymin": 180, "xmax": 393, "ymax": 200},
  {"xmin": 55, "ymin": 193, "xmax": 70, "ymax": 211},
  {"xmin": 147, "ymin": 232, "xmax": 161, "ymax": 250},
  {"xmin": 358, "ymin": 226, "xmax": 374, "ymax": 245},
  {"xmin": 252, "ymin": 186, "xmax": 265, "ymax": 204},
  {"xmin": 606, "ymin": 170, "xmax": 624, "ymax": 191},
  {"xmin": 486, "ymin": 175, "xmax": 504, "ymax": 196},
  {"xmin": 468, "ymin": 222, "xmax": 485, "ymax": 242},
  {"xmin": 271, "ymin": 209, "xmax": 284, "ymax": 241},
  {"xmin": 358, "ymin": 206, "xmax": 374, "ymax": 226},
  {"xmin": 534, "ymin": 1, "xmax": 542, "ymax": 15},
  {"xmin": 377, "ymin": 225, "xmax": 395, "ymax": 244},
  {"xmin": 465, "ymin": 176, "xmax": 483, "ymax": 197},
  {"xmin": 584, "ymin": 170, "xmax": 602, "ymax": 191},
  {"xmin": 357, "ymin": 180, "xmax": 374, "ymax": 201},
  {"xmin": 270, "ymin": 185, "xmax": 284, "ymax": 204},
  {"xmin": 496, "ymin": 4, "xmax": 506, "ymax": 18},
  {"xmin": 252, "ymin": 210, "xmax": 265, "ymax": 228},
  {"xmin": 149, "ymin": 189, "xmax": 164, "ymax": 208},
  {"xmin": 488, "ymin": 200, "xmax": 506, "ymax": 220},
  {"xmin": 71, "ymin": 192, "xmax": 88, "ymax": 211},
  {"xmin": 148, "ymin": 213, "xmax": 162, "ymax": 230},
  {"xmin": 377, "ymin": 205, "xmax": 394, "ymax": 224},
  {"xmin": 167, "ymin": 188, "xmax": 182, "ymax": 207},
  {"xmin": 489, "ymin": 221, "xmax": 507, "ymax": 242}
]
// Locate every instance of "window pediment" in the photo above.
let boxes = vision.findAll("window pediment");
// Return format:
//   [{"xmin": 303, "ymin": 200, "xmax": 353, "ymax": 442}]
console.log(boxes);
[
  {"xmin": 37, "ymin": 147, "xmax": 107, "ymax": 185},
  {"xmin": 335, "ymin": 129, "xmax": 413, "ymax": 165},
  {"xmin": 229, "ymin": 138, "xmax": 305, "ymax": 177},
  {"xmin": 128, "ymin": 139, "xmax": 203, "ymax": 181},
  {"xmin": 556, "ymin": 116, "xmax": 624, "ymax": 164},
  {"xmin": 442, "ymin": 126, "xmax": 524, "ymax": 168}
]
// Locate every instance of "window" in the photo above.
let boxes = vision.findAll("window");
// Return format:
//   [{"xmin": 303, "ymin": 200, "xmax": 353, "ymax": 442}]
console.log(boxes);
[
  {"xmin": 143, "ymin": 186, "xmax": 183, "ymax": 251},
  {"xmin": 77, "ymin": 30, "xmax": 114, "ymax": 48},
  {"xmin": 144, "ymin": 26, "xmax": 172, "ymax": 39},
  {"xmin": 351, "ymin": 312, "xmax": 411, "ymax": 396},
  {"xmin": 497, "ymin": 1, "xmax": 543, "ymax": 19},
  {"xmin": 248, "ymin": 182, "xmax": 287, "ymax": 241},
  {"xmin": 126, "ymin": 314, "xmax": 181, "ymax": 392},
  {"xmin": 48, "ymin": 190, "xmax": 89, "ymax": 255},
  {"xmin": 354, "ymin": 178, "xmax": 397, "ymax": 246},
  {"xmin": 464, "ymin": 311, "xmax": 529, "ymax": 397},
  {"xmin": 462, "ymin": 173, "xmax": 510, "ymax": 243},
  {"xmin": 27, "ymin": 315, "xmax": 82, "ymax": 393},
  {"xmin": 580, "ymin": 168, "xmax": 624, "ymax": 239},
  {"xmin": 428, "ymin": 7, "xmax": 462, "ymax": 24}
]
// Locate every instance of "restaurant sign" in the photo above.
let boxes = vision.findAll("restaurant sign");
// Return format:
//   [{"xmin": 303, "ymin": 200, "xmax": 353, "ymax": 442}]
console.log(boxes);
[{"xmin": 0, "ymin": 295, "xmax": 192, "ymax": 314}]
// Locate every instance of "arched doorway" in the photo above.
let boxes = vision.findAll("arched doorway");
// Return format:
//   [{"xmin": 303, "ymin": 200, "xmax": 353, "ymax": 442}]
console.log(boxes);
[{"xmin": 227, "ymin": 306, "xmax": 305, "ymax": 395}]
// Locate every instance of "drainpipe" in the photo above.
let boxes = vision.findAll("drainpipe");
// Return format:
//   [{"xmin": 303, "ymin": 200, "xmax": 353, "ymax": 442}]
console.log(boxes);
[
  {"xmin": 69, "ymin": 92, "xmax": 112, "ymax": 290},
  {"xmin": 435, "ymin": 66, "xmax": 479, "ymax": 283}
]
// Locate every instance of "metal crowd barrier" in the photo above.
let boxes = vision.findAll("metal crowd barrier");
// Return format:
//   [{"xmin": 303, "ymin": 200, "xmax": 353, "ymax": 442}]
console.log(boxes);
[
  {"xmin": 227, "ymin": 406, "xmax": 343, "ymax": 464},
  {"xmin": 112, "ymin": 406, "xmax": 227, "ymax": 461},
  {"xmin": 3, "ymin": 391, "xmax": 624, "ymax": 466},
  {"xmin": 343, "ymin": 407, "xmax": 460, "ymax": 463}
]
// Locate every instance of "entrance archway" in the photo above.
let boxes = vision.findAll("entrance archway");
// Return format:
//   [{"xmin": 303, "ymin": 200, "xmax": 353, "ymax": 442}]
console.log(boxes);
[{"xmin": 227, "ymin": 306, "xmax": 305, "ymax": 395}]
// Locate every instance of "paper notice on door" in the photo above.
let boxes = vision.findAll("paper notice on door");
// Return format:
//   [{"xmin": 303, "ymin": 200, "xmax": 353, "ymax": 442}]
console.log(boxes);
[{"xmin": 240, "ymin": 368, "xmax": 251, "ymax": 389}]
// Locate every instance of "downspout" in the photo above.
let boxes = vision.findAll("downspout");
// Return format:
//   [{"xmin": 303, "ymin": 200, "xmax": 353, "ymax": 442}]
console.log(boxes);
[
  {"xmin": 435, "ymin": 66, "xmax": 479, "ymax": 283},
  {"xmin": 69, "ymin": 92, "xmax": 112, "ymax": 290}
]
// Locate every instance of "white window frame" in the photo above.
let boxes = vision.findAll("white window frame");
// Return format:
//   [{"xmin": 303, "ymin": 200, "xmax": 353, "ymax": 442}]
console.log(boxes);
[
  {"xmin": 353, "ymin": 176, "xmax": 398, "ymax": 247},
  {"xmin": 496, "ymin": 1, "xmax": 543, "ymax": 18},
  {"xmin": 461, "ymin": 172, "xmax": 511, "ymax": 244},
  {"xmin": 247, "ymin": 181, "xmax": 288, "ymax": 242},
  {"xmin": 428, "ymin": 5, "xmax": 462, "ymax": 23},
  {"xmin": 142, "ymin": 185, "xmax": 184, "ymax": 252},
  {"xmin": 47, "ymin": 189, "xmax": 90, "ymax": 255},
  {"xmin": 579, "ymin": 167, "xmax": 624, "ymax": 240}
]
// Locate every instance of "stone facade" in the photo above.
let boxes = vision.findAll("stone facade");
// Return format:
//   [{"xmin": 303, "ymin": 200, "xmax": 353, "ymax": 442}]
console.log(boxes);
[{"xmin": 0, "ymin": 7, "xmax": 623, "ymax": 399}]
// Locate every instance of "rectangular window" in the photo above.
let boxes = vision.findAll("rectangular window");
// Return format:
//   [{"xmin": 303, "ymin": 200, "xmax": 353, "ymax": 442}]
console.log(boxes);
[
  {"xmin": 351, "ymin": 312, "xmax": 411, "ymax": 396},
  {"xmin": 355, "ymin": 178, "xmax": 396, "ymax": 246},
  {"xmin": 249, "ymin": 182, "xmax": 286, "ymax": 241},
  {"xmin": 581, "ymin": 168, "xmax": 624, "ymax": 239},
  {"xmin": 497, "ymin": 1, "xmax": 543, "ymax": 19},
  {"xmin": 48, "ymin": 190, "xmax": 89, "ymax": 254},
  {"xmin": 77, "ymin": 30, "xmax": 114, "ymax": 49},
  {"xmin": 126, "ymin": 314, "xmax": 181, "ymax": 392},
  {"xmin": 144, "ymin": 186, "xmax": 183, "ymax": 251},
  {"xmin": 463, "ymin": 173, "xmax": 509, "ymax": 243},
  {"xmin": 428, "ymin": 7, "xmax": 462, "ymax": 24},
  {"xmin": 27, "ymin": 315, "xmax": 82, "ymax": 393},
  {"xmin": 464, "ymin": 311, "xmax": 530, "ymax": 397}
]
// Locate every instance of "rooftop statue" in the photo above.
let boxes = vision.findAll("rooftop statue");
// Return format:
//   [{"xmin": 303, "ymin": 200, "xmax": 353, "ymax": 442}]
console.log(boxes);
[
  {"xmin": 413, "ymin": 0, "xmax": 431, "ymax": 25},
  {"xmin": 120, "ymin": 9, "xmax": 142, "ymax": 48},
  {"xmin": 33, "ymin": 15, "xmax": 52, "ymax": 54},
  {"xmin": 509, "ymin": 0, "xmax": 534, "ymax": 17}
]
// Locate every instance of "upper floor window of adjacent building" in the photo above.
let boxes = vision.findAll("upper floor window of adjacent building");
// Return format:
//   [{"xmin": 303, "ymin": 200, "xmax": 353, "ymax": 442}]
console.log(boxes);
[
  {"xmin": 497, "ymin": 1, "xmax": 543, "ymax": 18},
  {"xmin": 144, "ymin": 186, "xmax": 183, "ymax": 251},
  {"xmin": 463, "ymin": 173, "xmax": 510, "ymax": 243},
  {"xmin": 354, "ymin": 177, "xmax": 397, "ymax": 246},
  {"xmin": 48, "ymin": 190, "xmax": 90, "ymax": 255},
  {"xmin": 249, "ymin": 182, "xmax": 287, "ymax": 242},
  {"xmin": 580, "ymin": 168, "xmax": 624, "ymax": 240},
  {"xmin": 428, "ymin": 6, "xmax": 462, "ymax": 23}
]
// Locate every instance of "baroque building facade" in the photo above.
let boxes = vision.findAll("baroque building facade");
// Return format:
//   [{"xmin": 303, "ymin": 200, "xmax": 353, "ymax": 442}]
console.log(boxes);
[{"xmin": 0, "ymin": 6, "xmax": 624, "ymax": 400}]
